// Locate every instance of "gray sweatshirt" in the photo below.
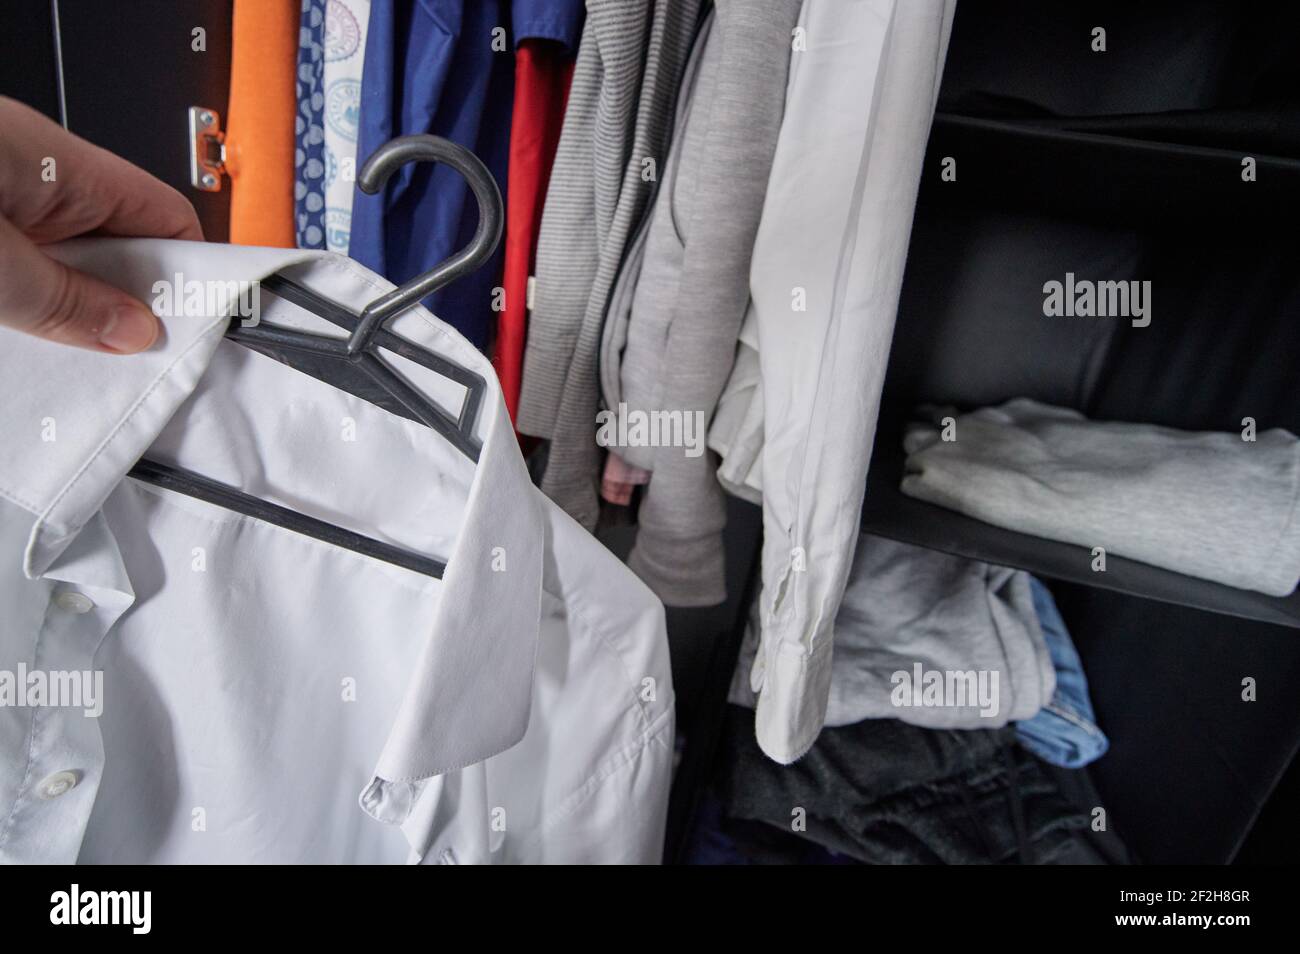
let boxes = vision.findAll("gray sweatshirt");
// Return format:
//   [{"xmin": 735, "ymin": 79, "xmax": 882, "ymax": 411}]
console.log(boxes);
[
  {"xmin": 730, "ymin": 534, "xmax": 1055, "ymax": 729},
  {"xmin": 902, "ymin": 399, "xmax": 1300, "ymax": 596},
  {"xmin": 615, "ymin": 0, "xmax": 803, "ymax": 605},
  {"xmin": 518, "ymin": 0, "xmax": 705, "ymax": 528}
]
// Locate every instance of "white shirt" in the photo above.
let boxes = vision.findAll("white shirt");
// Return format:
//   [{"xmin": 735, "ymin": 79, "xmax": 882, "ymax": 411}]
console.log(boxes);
[
  {"xmin": 0, "ymin": 238, "xmax": 674, "ymax": 864},
  {"xmin": 707, "ymin": 0, "xmax": 956, "ymax": 763}
]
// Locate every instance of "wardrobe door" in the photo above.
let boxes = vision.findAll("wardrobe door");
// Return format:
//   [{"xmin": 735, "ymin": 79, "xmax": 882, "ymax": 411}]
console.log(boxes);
[{"xmin": 0, "ymin": 0, "xmax": 234, "ymax": 240}]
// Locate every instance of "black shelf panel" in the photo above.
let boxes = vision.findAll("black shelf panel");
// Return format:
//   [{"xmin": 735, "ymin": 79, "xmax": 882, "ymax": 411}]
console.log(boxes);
[
  {"xmin": 860, "ymin": 441, "xmax": 1300, "ymax": 630},
  {"xmin": 924, "ymin": 112, "xmax": 1300, "ymax": 231}
]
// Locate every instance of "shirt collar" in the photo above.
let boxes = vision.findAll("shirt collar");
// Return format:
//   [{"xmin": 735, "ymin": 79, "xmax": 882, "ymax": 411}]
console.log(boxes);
[{"xmin": 0, "ymin": 237, "xmax": 545, "ymax": 799}]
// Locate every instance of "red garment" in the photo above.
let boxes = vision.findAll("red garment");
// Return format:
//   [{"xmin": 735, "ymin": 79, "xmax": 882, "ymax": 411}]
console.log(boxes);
[{"xmin": 494, "ymin": 41, "xmax": 573, "ymax": 427}]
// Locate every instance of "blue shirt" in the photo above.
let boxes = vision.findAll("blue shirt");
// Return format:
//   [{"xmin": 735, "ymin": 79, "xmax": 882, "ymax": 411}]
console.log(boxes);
[{"xmin": 352, "ymin": 1, "xmax": 584, "ymax": 353}]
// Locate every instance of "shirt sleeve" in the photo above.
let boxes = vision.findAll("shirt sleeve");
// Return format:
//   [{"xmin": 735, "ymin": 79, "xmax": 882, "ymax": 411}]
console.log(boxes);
[
  {"xmin": 512, "ymin": 0, "xmax": 585, "ymax": 51},
  {"xmin": 747, "ymin": 0, "xmax": 957, "ymax": 763}
]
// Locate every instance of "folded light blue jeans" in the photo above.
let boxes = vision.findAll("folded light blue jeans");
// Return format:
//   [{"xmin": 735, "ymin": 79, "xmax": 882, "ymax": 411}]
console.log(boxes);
[{"xmin": 1015, "ymin": 578, "xmax": 1110, "ymax": 768}]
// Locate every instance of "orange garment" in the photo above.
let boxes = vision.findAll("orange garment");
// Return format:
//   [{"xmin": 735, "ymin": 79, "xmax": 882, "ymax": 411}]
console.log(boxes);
[{"xmin": 225, "ymin": 0, "xmax": 297, "ymax": 247}]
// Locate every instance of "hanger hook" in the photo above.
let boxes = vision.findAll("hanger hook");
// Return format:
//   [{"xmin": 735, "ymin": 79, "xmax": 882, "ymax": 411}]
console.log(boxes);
[{"xmin": 346, "ymin": 135, "xmax": 504, "ymax": 355}]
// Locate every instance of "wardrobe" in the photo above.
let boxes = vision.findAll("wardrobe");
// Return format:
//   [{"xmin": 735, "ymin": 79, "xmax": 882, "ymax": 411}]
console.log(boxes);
[
  {"xmin": 669, "ymin": 0, "xmax": 1300, "ymax": 864},
  {"xmin": 5, "ymin": 0, "xmax": 1297, "ymax": 864}
]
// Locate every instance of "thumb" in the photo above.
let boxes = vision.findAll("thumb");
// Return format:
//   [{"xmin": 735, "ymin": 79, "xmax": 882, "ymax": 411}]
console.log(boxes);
[{"xmin": 0, "ymin": 215, "xmax": 160, "ymax": 353}]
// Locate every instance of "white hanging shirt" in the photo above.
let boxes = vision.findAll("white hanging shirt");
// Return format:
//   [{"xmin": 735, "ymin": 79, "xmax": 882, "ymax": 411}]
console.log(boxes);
[
  {"xmin": 0, "ymin": 239, "xmax": 673, "ymax": 864},
  {"xmin": 706, "ymin": 0, "xmax": 957, "ymax": 763}
]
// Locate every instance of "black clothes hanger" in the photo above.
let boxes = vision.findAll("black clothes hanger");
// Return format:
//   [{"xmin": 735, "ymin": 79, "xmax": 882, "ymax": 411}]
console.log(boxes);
[{"xmin": 127, "ymin": 135, "xmax": 504, "ymax": 579}]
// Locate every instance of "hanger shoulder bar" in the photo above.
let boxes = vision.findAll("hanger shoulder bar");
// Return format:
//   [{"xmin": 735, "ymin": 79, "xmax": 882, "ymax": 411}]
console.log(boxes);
[
  {"xmin": 240, "ymin": 273, "xmax": 484, "ymax": 458},
  {"xmin": 128, "ymin": 458, "xmax": 447, "ymax": 579}
]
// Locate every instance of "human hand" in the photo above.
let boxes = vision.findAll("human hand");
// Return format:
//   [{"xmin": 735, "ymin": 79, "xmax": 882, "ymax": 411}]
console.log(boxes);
[{"xmin": 0, "ymin": 96, "xmax": 203, "ymax": 353}]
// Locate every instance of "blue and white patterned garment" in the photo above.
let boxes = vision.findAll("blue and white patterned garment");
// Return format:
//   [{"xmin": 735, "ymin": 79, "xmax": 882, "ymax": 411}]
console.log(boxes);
[
  {"xmin": 322, "ymin": 0, "xmax": 370, "ymax": 255},
  {"xmin": 294, "ymin": 0, "xmax": 328, "ymax": 249}
]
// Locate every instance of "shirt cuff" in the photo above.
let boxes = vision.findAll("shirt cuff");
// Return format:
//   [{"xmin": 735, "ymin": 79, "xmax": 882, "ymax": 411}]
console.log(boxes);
[{"xmin": 751, "ymin": 629, "xmax": 835, "ymax": 764}]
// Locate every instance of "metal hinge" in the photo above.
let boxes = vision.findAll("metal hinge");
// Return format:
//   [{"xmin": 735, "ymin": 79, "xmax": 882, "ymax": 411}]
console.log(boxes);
[{"xmin": 188, "ymin": 106, "xmax": 227, "ymax": 192}]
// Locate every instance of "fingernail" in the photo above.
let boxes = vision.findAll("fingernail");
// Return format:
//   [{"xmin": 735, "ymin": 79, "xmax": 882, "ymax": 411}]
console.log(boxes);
[{"xmin": 99, "ymin": 305, "xmax": 160, "ymax": 354}]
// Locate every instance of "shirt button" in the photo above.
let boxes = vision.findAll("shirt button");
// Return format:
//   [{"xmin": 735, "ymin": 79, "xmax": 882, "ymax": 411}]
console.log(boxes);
[
  {"xmin": 37, "ymin": 771, "xmax": 79, "ymax": 799},
  {"xmin": 54, "ymin": 591, "xmax": 95, "ymax": 614}
]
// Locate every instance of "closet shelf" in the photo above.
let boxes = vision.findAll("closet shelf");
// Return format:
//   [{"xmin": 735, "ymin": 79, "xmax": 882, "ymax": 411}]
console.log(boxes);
[
  {"xmin": 860, "ymin": 442, "xmax": 1300, "ymax": 629},
  {"xmin": 925, "ymin": 113, "xmax": 1300, "ymax": 228}
]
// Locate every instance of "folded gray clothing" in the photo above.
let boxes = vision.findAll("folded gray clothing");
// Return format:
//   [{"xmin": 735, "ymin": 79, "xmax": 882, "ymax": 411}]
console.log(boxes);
[
  {"xmin": 730, "ymin": 534, "xmax": 1055, "ymax": 730},
  {"xmin": 901, "ymin": 398, "xmax": 1300, "ymax": 597}
]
